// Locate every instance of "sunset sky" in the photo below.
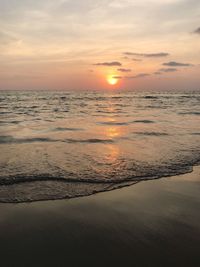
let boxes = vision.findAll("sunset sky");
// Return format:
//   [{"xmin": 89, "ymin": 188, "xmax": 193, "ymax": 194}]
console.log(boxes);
[{"xmin": 0, "ymin": 0, "xmax": 200, "ymax": 90}]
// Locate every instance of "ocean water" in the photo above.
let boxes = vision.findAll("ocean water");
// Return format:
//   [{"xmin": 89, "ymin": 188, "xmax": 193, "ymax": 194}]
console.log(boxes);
[{"xmin": 0, "ymin": 91, "xmax": 200, "ymax": 202}]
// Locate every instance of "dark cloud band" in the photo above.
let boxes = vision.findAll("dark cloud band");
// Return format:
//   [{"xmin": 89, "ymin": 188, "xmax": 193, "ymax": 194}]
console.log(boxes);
[
  {"xmin": 159, "ymin": 68, "xmax": 178, "ymax": 72},
  {"xmin": 163, "ymin": 61, "xmax": 193, "ymax": 67},
  {"xmin": 126, "ymin": 73, "xmax": 150, "ymax": 79},
  {"xmin": 117, "ymin": 68, "xmax": 131, "ymax": 72},
  {"xmin": 124, "ymin": 52, "xmax": 169, "ymax": 57},
  {"xmin": 194, "ymin": 27, "xmax": 200, "ymax": 34},
  {"xmin": 94, "ymin": 61, "xmax": 122, "ymax": 66}
]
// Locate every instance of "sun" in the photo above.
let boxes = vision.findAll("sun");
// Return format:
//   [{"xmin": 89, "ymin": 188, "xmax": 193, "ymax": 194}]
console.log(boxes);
[{"xmin": 107, "ymin": 75, "xmax": 118, "ymax": 85}]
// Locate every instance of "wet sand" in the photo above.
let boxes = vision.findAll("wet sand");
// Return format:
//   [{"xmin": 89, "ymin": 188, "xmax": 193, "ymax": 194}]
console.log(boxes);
[{"xmin": 0, "ymin": 166, "xmax": 200, "ymax": 267}]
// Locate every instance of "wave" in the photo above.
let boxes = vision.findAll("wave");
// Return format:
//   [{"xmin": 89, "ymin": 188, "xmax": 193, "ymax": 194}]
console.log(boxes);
[
  {"xmin": 191, "ymin": 133, "xmax": 200, "ymax": 135},
  {"xmin": 0, "ymin": 136, "xmax": 55, "ymax": 144},
  {"xmin": 63, "ymin": 138, "xmax": 114, "ymax": 144},
  {"xmin": 0, "ymin": 120, "xmax": 22, "ymax": 124},
  {"xmin": 180, "ymin": 95, "xmax": 199, "ymax": 99},
  {"xmin": 0, "ymin": 179, "xmax": 139, "ymax": 203},
  {"xmin": 0, "ymin": 111, "xmax": 13, "ymax": 114},
  {"xmin": 98, "ymin": 121, "xmax": 129, "ymax": 126},
  {"xmin": 0, "ymin": 158, "xmax": 199, "ymax": 203},
  {"xmin": 51, "ymin": 127, "xmax": 84, "ymax": 132},
  {"xmin": 143, "ymin": 96, "xmax": 158, "ymax": 99},
  {"xmin": 146, "ymin": 105, "xmax": 168, "ymax": 109},
  {"xmin": 132, "ymin": 120, "xmax": 155, "ymax": 124},
  {"xmin": 134, "ymin": 132, "xmax": 169, "ymax": 136},
  {"xmin": 96, "ymin": 110, "xmax": 126, "ymax": 114},
  {"xmin": 178, "ymin": 112, "xmax": 200, "ymax": 115},
  {"xmin": 0, "ymin": 159, "xmax": 197, "ymax": 187},
  {"xmin": 0, "ymin": 135, "xmax": 114, "ymax": 144}
]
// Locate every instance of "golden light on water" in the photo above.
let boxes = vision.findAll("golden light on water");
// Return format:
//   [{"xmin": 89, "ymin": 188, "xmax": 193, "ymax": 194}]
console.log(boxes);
[
  {"xmin": 105, "ymin": 144, "xmax": 120, "ymax": 163},
  {"xmin": 106, "ymin": 127, "xmax": 121, "ymax": 138}
]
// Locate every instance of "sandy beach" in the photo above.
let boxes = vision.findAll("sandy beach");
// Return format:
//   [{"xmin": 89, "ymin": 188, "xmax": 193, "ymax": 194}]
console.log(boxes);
[{"xmin": 0, "ymin": 166, "xmax": 199, "ymax": 267}]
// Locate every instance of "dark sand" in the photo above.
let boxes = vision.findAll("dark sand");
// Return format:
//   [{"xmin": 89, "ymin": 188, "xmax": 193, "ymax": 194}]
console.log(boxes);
[{"xmin": 0, "ymin": 166, "xmax": 200, "ymax": 267}]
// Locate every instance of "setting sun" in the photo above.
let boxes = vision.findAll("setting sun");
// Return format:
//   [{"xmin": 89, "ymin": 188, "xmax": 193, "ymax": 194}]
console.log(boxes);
[{"xmin": 107, "ymin": 75, "xmax": 118, "ymax": 85}]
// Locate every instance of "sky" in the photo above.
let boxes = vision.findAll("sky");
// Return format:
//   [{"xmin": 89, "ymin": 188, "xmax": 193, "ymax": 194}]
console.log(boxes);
[{"xmin": 0, "ymin": 0, "xmax": 200, "ymax": 91}]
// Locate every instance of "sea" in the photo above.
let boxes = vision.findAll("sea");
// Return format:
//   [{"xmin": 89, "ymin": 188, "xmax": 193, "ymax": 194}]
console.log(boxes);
[{"xmin": 0, "ymin": 90, "xmax": 199, "ymax": 202}]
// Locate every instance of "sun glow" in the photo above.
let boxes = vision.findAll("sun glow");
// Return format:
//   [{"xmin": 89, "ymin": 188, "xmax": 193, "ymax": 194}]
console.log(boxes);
[{"xmin": 107, "ymin": 75, "xmax": 118, "ymax": 85}]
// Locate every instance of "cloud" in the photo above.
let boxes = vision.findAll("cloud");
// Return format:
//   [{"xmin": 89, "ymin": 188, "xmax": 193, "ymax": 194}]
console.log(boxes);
[
  {"xmin": 94, "ymin": 61, "xmax": 122, "ymax": 66},
  {"xmin": 126, "ymin": 73, "xmax": 150, "ymax": 79},
  {"xmin": 124, "ymin": 52, "xmax": 169, "ymax": 57},
  {"xmin": 132, "ymin": 58, "xmax": 142, "ymax": 62},
  {"xmin": 159, "ymin": 68, "xmax": 178, "ymax": 72},
  {"xmin": 122, "ymin": 56, "xmax": 129, "ymax": 60},
  {"xmin": 117, "ymin": 68, "xmax": 131, "ymax": 72},
  {"xmin": 194, "ymin": 27, "xmax": 200, "ymax": 34},
  {"xmin": 163, "ymin": 61, "xmax": 193, "ymax": 67},
  {"xmin": 154, "ymin": 72, "xmax": 162, "ymax": 75},
  {"xmin": 113, "ymin": 76, "xmax": 122, "ymax": 79}
]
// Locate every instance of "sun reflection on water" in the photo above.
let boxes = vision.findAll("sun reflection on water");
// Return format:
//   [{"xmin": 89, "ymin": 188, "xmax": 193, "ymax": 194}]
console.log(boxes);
[
  {"xmin": 106, "ymin": 126, "xmax": 122, "ymax": 138},
  {"xmin": 105, "ymin": 144, "xmax": 120, "ymax": 163}
]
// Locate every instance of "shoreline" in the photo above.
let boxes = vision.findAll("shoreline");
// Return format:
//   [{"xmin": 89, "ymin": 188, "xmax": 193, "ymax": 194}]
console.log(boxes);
[
  {"xmin": 0, "ymin": 166, "xmax": 199, "ymax": 266},
  {"xmin": 0, "ymin": 164, "xmax": 199, "ymax": 204}
]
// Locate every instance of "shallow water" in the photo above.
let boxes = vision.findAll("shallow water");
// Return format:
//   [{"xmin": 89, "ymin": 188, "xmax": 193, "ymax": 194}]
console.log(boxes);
[{"xmin": 0, "ymin": 91, "xmax": 200, "ymax": 202}]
